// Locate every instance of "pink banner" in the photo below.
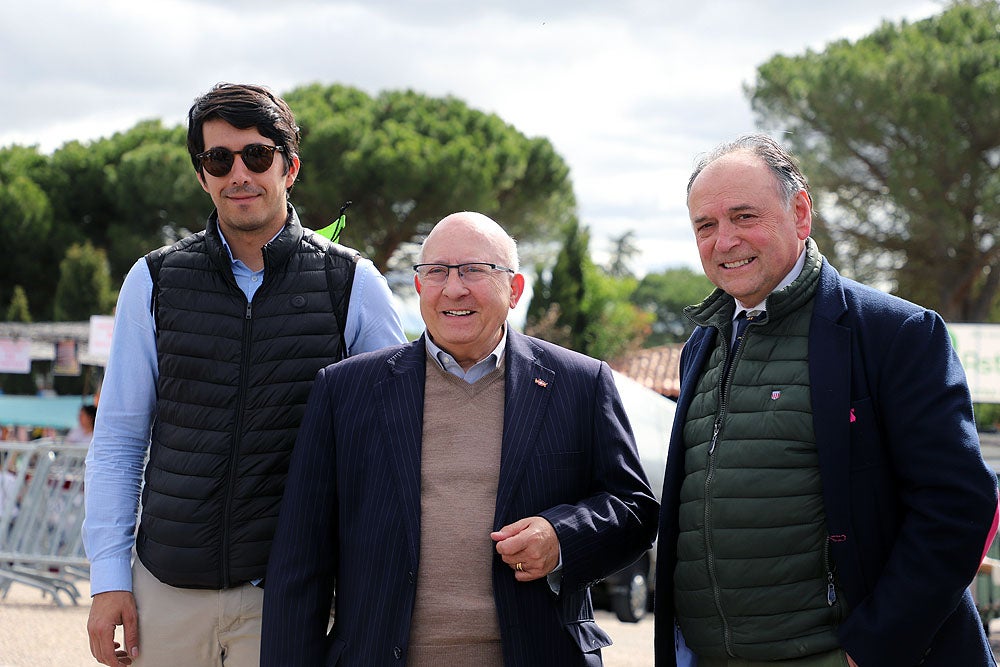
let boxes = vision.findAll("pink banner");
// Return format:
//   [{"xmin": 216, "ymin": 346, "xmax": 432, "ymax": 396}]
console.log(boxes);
[{"xmin": 0, "ymin": 338, "xmax": 31, "ymax": 374}]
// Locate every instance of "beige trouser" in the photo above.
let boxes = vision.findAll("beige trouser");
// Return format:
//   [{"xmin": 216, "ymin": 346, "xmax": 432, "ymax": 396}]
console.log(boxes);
[
  {"xmin": 700, "ymin": 648, "xmax": 849, "ymax": 667},
  {"xmin": 131, "ymin": 558, "xmax": 263, "ymax": 667}
]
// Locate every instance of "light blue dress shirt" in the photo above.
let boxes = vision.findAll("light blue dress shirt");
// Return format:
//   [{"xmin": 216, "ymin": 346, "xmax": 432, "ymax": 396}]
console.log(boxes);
[
  {"xmin": 425, "ymin": 328, "xmax": 506, "ymax": 383},
  {"xmin": 83, "ymin": 236, "xmax": 406, "ymax": 594}
]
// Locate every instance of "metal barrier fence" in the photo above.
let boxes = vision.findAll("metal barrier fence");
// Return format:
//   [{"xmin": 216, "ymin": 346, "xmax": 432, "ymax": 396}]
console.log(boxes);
[{"xmin": 0, "ymin": 439, "xmax": 89, "ymax": 606}]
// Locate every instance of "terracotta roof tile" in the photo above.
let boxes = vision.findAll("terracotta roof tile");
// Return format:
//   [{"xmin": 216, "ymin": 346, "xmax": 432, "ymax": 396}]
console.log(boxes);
[{"xmin": 609, "ymin": 344, "xmax": 683, "ymax": 399}]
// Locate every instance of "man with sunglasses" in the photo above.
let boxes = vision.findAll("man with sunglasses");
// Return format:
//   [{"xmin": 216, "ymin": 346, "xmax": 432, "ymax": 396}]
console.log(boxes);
[
  {"xmin": 259, "ymin": 212, "xmax": 659, "ymax": 666},
  {"xmin": 83, "ymin": 83, "xmax": 406, "ymax": 666}
]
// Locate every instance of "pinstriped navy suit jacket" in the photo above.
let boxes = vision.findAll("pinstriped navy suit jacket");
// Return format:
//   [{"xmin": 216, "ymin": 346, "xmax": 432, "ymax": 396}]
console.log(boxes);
[{"xmin": 261, "ymin": 329, "xmax": 659, "ymax": 666}]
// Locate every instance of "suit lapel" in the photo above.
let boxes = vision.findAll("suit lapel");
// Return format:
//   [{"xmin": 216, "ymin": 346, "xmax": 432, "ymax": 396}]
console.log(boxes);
[
  {"xmin": 494, "ymin": 331, "xmax": 553, "ymax": 528},
  {"xmin": 376, "ymin": 339, "xmax": 427, "ymax": 565},
  {"xmin": 809, "ymin": 261, "xmax": 854, "ymax": 535}
]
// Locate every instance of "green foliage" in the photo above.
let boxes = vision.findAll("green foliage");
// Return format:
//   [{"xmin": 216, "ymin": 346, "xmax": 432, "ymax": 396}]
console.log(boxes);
[
  {"xmin": 748, "ymin": 1, "xmax": 1000, "ymax": 321},
  {"xmin": 632, "ymin": 268, "xmax": 715, "ymax": 345},
  {"xmin": 974, "ymin": 402, "xmax": 1000, "ymax": 431},
  {"xmin": 6, "ymin": 285, "xmax": 32, "ymax": 322},
  {"xmin": 526, "ymin": 220, "xmax": 651, "ymax": 359},
  {"xmin": 53, "ymin": 242, "xmax": 115, "ymax": 321},
  {"xmin": 0, "ymin": 146, "xmax": 56, "ymax": 317},
  {"xmin": 526, "ymin": 218, "xmax": 587, "ymax": 346},
  {"xmin": 103, "ymin": 132, "xmax": 204, "ymax": 277},
  {"xmin": 607, "ymin": 230, "xmax": 640, "ymax": 278},
  {"xmin": 1, "ymin": 85, "xmax": 574, "ymax": 320},
  {"xmin": 581, "ymin": 267, "xmax": 654, "ymax": 360},
  {"xmin": 2, "ymin": 121, "xmax": 195, "ymax": 318},
  {"xmin": 285, "ymin": 84, "xmax": 577, "ymax": 271}
]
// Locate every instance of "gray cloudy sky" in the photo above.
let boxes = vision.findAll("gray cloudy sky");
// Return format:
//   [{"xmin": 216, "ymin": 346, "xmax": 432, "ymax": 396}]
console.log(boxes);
[{"xmin": 2, "ymin": 0, "xmax": 941, "ymax": 274}]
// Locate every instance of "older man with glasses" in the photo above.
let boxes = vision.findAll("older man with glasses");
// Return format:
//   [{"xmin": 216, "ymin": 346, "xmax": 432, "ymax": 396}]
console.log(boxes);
[
  {"xmin": 82, "ymin": 82, "xmax": 406, "ymax": 666},
  {"xmin": 260, "ymin": 211, "xmax": 659, "ymax": 666}
]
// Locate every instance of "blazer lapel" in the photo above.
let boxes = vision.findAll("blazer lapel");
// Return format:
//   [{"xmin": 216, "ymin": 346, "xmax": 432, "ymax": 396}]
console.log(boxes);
[
  {"xmin": 809, "ymin": 261, "xmax": 854, "ymax": 534},
  {"xmin": 494, "ymin": 331, "xmax": 554, "ymax": 528},
  {"xmin": 376, "ymin": 339, "xmax": 427, "ymax": 565}
]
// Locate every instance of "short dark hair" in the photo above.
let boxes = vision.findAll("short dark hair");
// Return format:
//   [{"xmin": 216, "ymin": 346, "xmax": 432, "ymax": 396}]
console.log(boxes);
[
  {"xmin": 687, "ymin": 134, "xmax": 809, "ymax": 207},
  {"xmin": 186, "ymin": 83, "xmax": 301, "ymax": 178},
  {"xmin": 80, "ymin": 404, "xmax": 97, "ymax": 423}
]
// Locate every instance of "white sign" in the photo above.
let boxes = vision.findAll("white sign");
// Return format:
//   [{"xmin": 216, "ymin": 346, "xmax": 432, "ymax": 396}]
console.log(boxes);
[
  {"xmin": 0, "ymin": 338, "xmax": 32, "ymax": 374},
  {"xmin": 948, "ymin": 323, "xmax": 1000, "ymax": 404},
  {"xmin": 88, "ymin": 315, "xmax": 115, "ymax": 362}
]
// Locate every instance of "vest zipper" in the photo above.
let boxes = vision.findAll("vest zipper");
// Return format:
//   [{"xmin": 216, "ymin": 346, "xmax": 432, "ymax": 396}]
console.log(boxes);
[
  {"xmin": 704, "ymin": 322, "xmax": 746, "ymax": 656},
  {"xmin": 221, "ymin": 297, "xmax": 253, "ymax": 586},
  {"xmin": 709, "ymin": 326, "xmax": 742, "ymax": 455},
  {"xmin": 824, "ymin": 536, "xmax": 837, "ymax": 607},
  {"xmin": 222, "ymin": 247, "xmax": 272, "ymax": 587}
]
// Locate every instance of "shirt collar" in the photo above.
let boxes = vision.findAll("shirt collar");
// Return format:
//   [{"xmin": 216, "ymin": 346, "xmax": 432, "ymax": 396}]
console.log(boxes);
[
  {"xmin": 733, "ymin": 246, "xmax": 807, "ymax": 322},
  {"xmin": 425, "ymin": 324, "xmax": 508, "ymax": 377},
  {"xmin": 218, "ymin": 226, "xmax": 283, "ymax": 270}
]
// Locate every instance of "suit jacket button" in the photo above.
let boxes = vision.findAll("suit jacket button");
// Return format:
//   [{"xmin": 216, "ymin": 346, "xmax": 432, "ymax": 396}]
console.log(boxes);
[
  {"xmin": 408, "ymin": 570, "xmax": 416, "ymax": 584},
  {"xmin": 393, "ymin": 646, "xmax": 402, "ymax": 660}
]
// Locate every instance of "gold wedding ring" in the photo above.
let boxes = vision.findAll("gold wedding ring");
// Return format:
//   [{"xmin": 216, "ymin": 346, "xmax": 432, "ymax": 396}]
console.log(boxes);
[{"xmin": 516, "ymin": 562, "xmax": 524, "ymax": 572}]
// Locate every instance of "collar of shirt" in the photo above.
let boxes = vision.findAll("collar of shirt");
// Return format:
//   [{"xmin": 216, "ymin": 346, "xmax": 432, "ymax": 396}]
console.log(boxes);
[
  {"xmin": 219, "ymin": 227, "xmax": 283, "ymax": 300},
  {"xmin": 731, "ymin": 246, "xmax": 808, "ymax": 325},
  {"xmin": 425, "ymin": 325, "xmax": 507, "ymax": 384}
]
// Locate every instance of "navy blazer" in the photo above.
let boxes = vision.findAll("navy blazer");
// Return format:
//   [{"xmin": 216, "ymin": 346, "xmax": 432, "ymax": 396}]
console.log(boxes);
[
  {"xmin": 262, "ymin": 330, "xmax": 658, "ymax": 666},
  {"xmin": 655, "ymin": 260, "xmax": 999, "ymax": 666}
]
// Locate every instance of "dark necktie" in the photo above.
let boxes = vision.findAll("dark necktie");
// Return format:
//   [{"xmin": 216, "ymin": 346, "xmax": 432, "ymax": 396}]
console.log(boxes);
[
  {"xmin": 726, "ymin": 309, "xmax": 765, "ymax": 378},
  {"xmin": 733, "ymin": 309, "xmax": 764, "ymax": 348}
]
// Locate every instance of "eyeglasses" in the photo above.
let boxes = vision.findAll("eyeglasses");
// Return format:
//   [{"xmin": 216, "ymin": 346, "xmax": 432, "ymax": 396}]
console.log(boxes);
[
  {"xmin": 196, "ymin": 144, "xmax": 285, "ymax": 177},
  {"xmin": 413, "ymin": 262, "xmax": 515, "ymax": 286}
]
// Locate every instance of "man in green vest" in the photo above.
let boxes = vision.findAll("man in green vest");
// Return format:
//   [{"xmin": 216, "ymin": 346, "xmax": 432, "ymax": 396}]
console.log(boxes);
[{"xmin": 654, "ymin": 134, "xmax": 998, "ymax": 666}]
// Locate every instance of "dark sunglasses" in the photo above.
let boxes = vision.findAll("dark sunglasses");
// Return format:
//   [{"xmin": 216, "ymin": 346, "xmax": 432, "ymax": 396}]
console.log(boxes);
[{"xmin": 196, "ymin": 143, "xmax": 285, "ymax": 177}]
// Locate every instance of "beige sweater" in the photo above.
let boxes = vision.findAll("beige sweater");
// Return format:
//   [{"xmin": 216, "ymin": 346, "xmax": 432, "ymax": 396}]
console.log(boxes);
[{"xmin": 407, "ymin": 355, "xmax": 506, "ymax": 666}]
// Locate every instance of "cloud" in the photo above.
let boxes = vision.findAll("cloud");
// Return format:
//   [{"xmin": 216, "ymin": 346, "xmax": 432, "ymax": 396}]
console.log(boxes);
[{"xmin": 1, "ymin": 0, "xmax": 941, "ymax": 273}]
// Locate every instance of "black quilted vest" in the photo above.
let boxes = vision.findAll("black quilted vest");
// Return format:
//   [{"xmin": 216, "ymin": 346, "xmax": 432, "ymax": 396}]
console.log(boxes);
[{"xmin": 136, "ymin": 206, "xmax": 357, "ymax": 589}]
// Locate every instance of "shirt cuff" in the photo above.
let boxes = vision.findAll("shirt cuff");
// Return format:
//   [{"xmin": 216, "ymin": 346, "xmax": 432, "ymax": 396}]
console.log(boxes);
[
  {"xmin": 89, "ymin": 556, "xmax": 134, "ymax": 595},
  {"xmin": 546, "ymin": 548, "xmax": 564, "ymax": 594}
]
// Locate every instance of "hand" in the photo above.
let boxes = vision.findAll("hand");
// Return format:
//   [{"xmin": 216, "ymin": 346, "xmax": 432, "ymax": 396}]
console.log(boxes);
[
  {"xmin": 87, "ymin": 590, "xmax": 139, "ymax": 665},
  {"xmin": 491, "ymin": 516, "xmax": 560, "ymax": 582},
  {"xmin": 847, "ymin": 654, "xmax": 858, "ymax": 667}
]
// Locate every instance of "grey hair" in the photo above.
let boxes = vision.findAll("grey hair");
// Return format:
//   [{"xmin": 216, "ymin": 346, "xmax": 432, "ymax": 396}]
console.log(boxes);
[
  {"xmin": 687, "ymin": 134, "xmax": 809, "ymax": 207},
  {"xmin": 499, "ymin": 230, "xmax": 520, "ymax": 272}
]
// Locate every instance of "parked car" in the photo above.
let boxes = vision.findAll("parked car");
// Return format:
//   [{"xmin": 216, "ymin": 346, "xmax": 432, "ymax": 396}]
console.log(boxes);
[
  {"xmin": 971, "ymin": 468, "xmax": 1000, "ymax": 634},
  {"xmin": 593, "ymin": 372, "xmax": 675, "ymax": 622}
]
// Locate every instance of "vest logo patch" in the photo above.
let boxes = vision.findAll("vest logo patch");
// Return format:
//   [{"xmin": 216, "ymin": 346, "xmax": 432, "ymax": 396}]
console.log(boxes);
[{"xmin": 770, "ymin": 390, "xmax": 781, "ymax": 400}]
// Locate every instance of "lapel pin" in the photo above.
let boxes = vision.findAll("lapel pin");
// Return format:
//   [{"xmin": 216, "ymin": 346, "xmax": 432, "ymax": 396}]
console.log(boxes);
[
  {"xmin": 534, "ymin": 378, "xmax": 548, "ymax": 388},
  {"xmin": 770, "ymin": 390, "xmax": 781, "ymax": 400}
]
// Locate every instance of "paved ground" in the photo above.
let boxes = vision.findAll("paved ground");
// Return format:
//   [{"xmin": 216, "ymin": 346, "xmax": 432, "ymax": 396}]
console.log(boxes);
[
  {"xmin": 3, "ymin": 579, "xmax": 999, "ymax": 666},
  {"xmin": 978, "ymin": 432, "xmax": 1000, "ymax": 473},
  {"xmin": 0, "ymin": 579, "xmax": 654, "ymax": 666}
]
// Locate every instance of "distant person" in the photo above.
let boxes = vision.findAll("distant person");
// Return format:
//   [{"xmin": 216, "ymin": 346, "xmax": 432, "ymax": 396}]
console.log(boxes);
[
  {"xmin": 654, "ymin": 134, "xmax": 1000, "ymax": 667},
  {"xmin": 64, "ymin": 404, "xmax": 96, "ymax": 445},
  {"xmin": 83, "ymin": 83, "xmax": 406, "ymax": 667},
  {"xmin": 260, "ymin": 211, "xmax": 659, "ymax": 666},
  {"xmin": 0, "ymin": 450, "xmax": 21, "ymax": 520}
]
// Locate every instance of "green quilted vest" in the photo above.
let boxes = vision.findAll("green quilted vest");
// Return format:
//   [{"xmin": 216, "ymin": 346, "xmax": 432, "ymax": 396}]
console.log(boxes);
[{"xmin": 674, "ymin": 240, "xmax": 845, "ymax": 660}]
